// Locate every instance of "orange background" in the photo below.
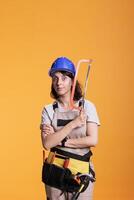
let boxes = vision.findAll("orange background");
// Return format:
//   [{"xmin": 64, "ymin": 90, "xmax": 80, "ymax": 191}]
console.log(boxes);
[{"xmin": 0, "ymin": 0, "xmax": 134, "ymax": 200}]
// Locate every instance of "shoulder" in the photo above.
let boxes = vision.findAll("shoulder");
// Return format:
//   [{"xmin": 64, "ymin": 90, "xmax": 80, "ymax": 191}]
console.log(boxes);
[
  {"xmin": 84, "ymin": 99, "xmax": 100, "ymax": 125},
  {"xmin": 41, "ymin": 102, "xmax": 56, "ymax": 123},
  {"xmin": 43, "ymin": 103, "xmax": 54, "ymax": 112},
  {"xmin": 43, "ymin": 103, "xmax": 53, "ymax": 110},
  {"xmin": 84, "ymin": 99, "xmax": 96, "ymax": 109}
]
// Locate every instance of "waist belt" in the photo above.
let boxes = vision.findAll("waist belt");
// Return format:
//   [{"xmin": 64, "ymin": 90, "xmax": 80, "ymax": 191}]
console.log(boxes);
[
  {"xmin": 51, "ymin": 147, "xmax": 92, "ymax": 162},
  {"xmin": 47, "ymin": 148, "xmax": 93, "ymax": 175}
]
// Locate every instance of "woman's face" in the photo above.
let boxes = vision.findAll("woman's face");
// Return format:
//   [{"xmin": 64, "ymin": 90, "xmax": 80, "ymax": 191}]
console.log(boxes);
[{"xmin": 52, "ymin": 72, "xmax": 73, "ymax": 97}]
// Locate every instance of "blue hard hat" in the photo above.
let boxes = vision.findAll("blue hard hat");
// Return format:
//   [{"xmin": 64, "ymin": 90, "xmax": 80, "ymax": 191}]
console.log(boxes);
[{"xmin": 49, "ymin": 57, "xmax": 76, "ymax": 77}]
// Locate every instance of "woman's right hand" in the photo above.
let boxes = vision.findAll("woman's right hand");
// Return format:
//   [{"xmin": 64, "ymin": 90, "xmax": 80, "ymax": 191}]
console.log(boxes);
[
  {"xmin": 40, "ymin": 124, "xmax": 55, "ymax": 136},
  {"xmin": 72, "ymin": 108, "xmax": 87, "ymax": 128}
]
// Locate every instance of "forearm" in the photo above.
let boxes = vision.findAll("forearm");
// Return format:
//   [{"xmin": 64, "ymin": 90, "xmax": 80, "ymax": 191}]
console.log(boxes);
[
  {"xmin": 65, "ymin": 136, "xmax": 98, "ymax": 148},
  {"xmin": 41, "ymin": 121, "xmax": 76, "ymax": 150}
]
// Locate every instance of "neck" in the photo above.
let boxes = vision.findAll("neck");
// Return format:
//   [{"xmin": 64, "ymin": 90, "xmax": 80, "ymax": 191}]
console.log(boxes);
[{"xmin": 58, "ymin": 94, "xmax": 71, "ymax": 108}]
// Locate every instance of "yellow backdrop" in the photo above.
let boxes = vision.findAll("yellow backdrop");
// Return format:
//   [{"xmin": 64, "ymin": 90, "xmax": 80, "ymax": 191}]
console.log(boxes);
[{"xmin": 0, "ymin": 0, "xmax": 134, "ymax": 200}]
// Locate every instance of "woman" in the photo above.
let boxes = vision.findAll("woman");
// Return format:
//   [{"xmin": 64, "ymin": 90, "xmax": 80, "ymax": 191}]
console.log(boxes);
[{"xmin": 40, "ymin": 57, "xmax": 100, "ymax": 200}]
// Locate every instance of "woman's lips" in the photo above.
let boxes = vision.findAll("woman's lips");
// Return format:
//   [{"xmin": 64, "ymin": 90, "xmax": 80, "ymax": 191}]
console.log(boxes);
[{"xmin": 57, "ymin": 87, "xmax": 64, "ymax": 90}]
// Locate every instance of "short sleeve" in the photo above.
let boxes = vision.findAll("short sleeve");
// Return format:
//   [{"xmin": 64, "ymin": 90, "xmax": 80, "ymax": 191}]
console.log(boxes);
[
  {"xmin": 41, "ymin": 104, "xmax": 54, "ymax": 125},
  {"xmin": 84, "ymin": 100, "xmax": 100, "ymax": 126}
]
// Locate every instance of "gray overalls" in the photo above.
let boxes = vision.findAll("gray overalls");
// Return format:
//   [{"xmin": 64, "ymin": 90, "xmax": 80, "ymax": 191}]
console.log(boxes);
[{"xmin": 45, "ymin": 102, "xmax": 94, "ymax": 200}]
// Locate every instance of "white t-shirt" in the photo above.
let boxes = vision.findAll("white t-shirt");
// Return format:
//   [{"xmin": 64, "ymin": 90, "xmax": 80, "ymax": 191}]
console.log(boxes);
[{"xmin": 41, "ymin": 99, "xmax": 100, "ymax": 126}]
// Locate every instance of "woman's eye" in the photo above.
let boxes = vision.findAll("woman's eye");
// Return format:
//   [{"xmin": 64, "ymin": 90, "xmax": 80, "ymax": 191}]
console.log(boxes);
[
  {"xmin": 52, "ymin": 77, "xmax": 57, "ymax": 82},
  {"xmin": 52, "ymin": 75, "xmax": 67, "ymax": 82},
  {"xmin": 62, "ymin": 76, "xmax": 67, "ymax": 81}
]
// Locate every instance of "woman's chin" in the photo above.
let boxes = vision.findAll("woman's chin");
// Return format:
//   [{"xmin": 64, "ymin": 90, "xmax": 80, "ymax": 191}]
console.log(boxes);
[{"xmin": 57, "ymin": 91, "xmax": 65, "ymax": 96}]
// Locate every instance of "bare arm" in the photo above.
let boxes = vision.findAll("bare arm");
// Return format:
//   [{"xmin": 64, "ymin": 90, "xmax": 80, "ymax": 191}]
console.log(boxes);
[
  {"xmin": 65, "ymin": 122, "xmax": 98, "ymax": 148},
  {"xmin": 41, "ymin": 122, "xmax": 75, "ymax": 150},
  {"xmin": 41, "ymin": 108, "xmax": 86, "ymax": 150}
]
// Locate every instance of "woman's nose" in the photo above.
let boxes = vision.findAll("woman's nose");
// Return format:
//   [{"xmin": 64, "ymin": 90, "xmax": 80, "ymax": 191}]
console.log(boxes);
[{"xmin": 57, "ymin": 77, "xmax": 62, "ymax": 85}]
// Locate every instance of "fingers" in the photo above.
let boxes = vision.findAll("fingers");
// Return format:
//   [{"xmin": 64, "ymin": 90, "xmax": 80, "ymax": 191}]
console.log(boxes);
[
  {"xmin": 79, "ymin": 106, "xmax": 85, "ymax": 114},
  {"xmin": 40, "ymin": 124, "xmax": 54, "ymax": 135},
  {"xmin": 44, "ymin": 130, "xmax": 53, "ymax": 136},
  {"xmin": 79, "ymin": 106, "xmax": 83, "ymax": 112},
  {"xmin": 72, "ymin": 108, "xmax": 87, "ymax": 128},
  {"xmin": 79, "ymin": 108, "xmax": 86, "ymax": 118},
  {"xmin": 80, "ymin": 109, "xmax": 87, "ymax": 126},
  {"xmin": 41, "ymin": 124, "xmax": 52, "ymax": 130}
]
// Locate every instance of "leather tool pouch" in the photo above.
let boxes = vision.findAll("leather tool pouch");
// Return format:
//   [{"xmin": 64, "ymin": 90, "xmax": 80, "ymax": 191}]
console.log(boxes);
[{"xmin": 42, "ymin": 161, "xmax": 80, "ymax": 192}]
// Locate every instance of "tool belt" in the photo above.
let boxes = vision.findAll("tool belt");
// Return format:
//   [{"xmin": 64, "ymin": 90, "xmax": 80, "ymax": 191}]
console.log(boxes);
[{"xmin": 42, "ymin": 148, "xmax": 95, "ymax": 193}]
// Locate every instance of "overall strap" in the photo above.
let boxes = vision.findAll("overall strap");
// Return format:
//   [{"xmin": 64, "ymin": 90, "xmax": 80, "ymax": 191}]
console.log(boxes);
[
  {"xmin": 53, "ymin": 100, "xmax": 83, "ymax": 110},
  {"xmin": 78, "ymin": 99, "xmax": 85, "ymax": 108},
  {"xmin": 53, "ymin": 101, "xmax": 58, "ymax": 111}
]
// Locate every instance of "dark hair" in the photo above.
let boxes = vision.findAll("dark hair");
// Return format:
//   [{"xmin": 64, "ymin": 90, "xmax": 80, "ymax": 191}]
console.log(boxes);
[{"xmin": 50, "ymin": 71, "xmax": 83, "ymax": 101}]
